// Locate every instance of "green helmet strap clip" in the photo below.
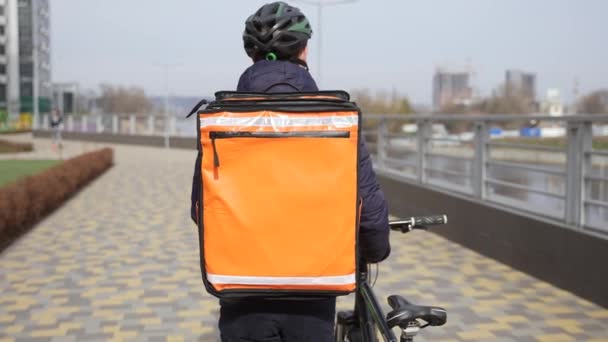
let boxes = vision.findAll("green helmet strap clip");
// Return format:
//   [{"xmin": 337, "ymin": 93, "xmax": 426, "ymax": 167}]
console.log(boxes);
[{"xmin": 265, "ymin": 52, "xmax": 278, "ymax": 61}]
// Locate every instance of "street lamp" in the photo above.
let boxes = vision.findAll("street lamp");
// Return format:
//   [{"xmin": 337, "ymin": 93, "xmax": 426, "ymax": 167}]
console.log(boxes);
[
  {"xmin": 292, "ymin": 0, "xmax": 358, "ymax": 88},
  {"xmin": 153, "ymin": 63, "xmax": 181, "ymax": 148},
  {"xmin": 32, "ymin": 0, "xmax": 39, "ymax": 126}
]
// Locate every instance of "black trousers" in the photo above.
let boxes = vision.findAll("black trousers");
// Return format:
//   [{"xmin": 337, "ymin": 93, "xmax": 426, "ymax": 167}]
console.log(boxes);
[{"xmin": 219, "ymin": 298, "xmax": 336, "ymax": 342}]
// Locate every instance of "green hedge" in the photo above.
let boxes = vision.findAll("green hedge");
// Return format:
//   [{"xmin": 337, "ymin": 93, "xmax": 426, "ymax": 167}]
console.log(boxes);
[
  {"xmin": 0, "ymin": 148, "xmax": 114, "ymax": 252},
  {"xmin": 0, "ymin": 128, "xmax": 32, "ymax": 134},
  {"xmin": 0, "ymin": 139, "xmax": 33, "ymax": 153}
]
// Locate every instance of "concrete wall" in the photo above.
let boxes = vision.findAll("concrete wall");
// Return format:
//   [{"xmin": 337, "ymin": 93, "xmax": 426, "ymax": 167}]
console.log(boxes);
[{"xmin": 377, "ymin": 169, "xmax": 608, "ymax": 308}]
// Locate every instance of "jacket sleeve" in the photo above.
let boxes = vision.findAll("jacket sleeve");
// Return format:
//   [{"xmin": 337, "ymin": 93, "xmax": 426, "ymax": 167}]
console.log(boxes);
[
  {"xmin": 358, "ymin": 139, "xmax": 391, "ymax": 263},
  {"xmin": 190, "ymin": 154, "xmax": 201, "ymax": 225}
]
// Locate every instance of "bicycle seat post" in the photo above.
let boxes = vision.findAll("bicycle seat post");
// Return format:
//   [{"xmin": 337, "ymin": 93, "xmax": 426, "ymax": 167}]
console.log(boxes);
[{"xmin": 400, "ymin": 321, "xmax": 421, "ymax": 342}]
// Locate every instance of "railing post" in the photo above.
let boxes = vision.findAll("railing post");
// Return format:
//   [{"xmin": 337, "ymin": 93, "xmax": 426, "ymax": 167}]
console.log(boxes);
[
  {"xmin": 32, "ymin": 112, "xmax": 39, "ymax": 129},
  {"xmin": 170, "ymin": 116, "xmax": 176, "ymax": 136},
  {"xmin": 148, "ymin": 115, "xmax": 155, "ymax": 135},
  {"xmin": 565, "ymin": 121, "xmax": 592, "ymax": 226},
  {"xmin": 82, "ymin": 115, "xmax": 88, "ymax": 132},
  {"xmin": 67, "ymin": 115, "xmax": 74, "ymax": 131},
  {"xmin": 42, "ymin": 114, "xmax": 49, "ymax": 130},
  {"xmin": 112, "ymin": 115, "xmax": 118, "ymax": 134},
  {"xmin": 581, "ymin": 121, "xmax": 593, "ymax": 228},
  {"xmin": 376, "ymin": 118, "xmax": 388, "ymax": 167},
  {"xmin": 417, "ymin": 120, "xmax": 431, "ymax": 183},
  {"xmin": 96, "ymin": 115, "xmax": 103, "ymax": 133},
  {"xmin": 164, "ymin": 115, "xmax": 171, "ymax": 149},
  {"xmin": 129, "ymin": 115, "xmax": 136, "ymax": 135},
  {"xmin": 472, "ymin": 121, "xmax": 489, "ymax": 198}
]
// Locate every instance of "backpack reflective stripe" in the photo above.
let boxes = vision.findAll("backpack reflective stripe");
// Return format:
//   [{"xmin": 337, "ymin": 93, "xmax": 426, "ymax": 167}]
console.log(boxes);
[
  {"xmin": 207, "ymin": 273, "xmax": 356, "ymax": 286},
  {"xmin": 199, "ymin": 114, "xmax": 358, "ymax": 129}
]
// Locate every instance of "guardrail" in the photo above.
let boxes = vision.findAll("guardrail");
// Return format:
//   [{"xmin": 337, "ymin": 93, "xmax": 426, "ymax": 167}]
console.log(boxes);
[
  {"xmin": 35, "ymin": 112, "xmax": 608, "ymax": 235},
  {"xmin": 35, "ymin": 113, "xmax": 190, "ymax": 136},
  {"xmin": 34, "ymin": 113, "xmax": 196, "ymax": 147},
  {"xmin": 363, "ymin": 114, "xmax": 608, "ymax": 236}
]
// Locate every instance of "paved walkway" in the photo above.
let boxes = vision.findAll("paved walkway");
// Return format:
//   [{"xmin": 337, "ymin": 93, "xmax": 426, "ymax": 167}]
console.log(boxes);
[{"xmin": 1, "ymin": 137, "xmax": 607, "ymax": 341}]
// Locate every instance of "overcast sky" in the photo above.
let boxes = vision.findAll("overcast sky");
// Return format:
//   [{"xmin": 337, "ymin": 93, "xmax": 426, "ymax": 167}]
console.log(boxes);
[{"xmin": 51, "ymin": 0, "xmax": 607, "ymax": 105}]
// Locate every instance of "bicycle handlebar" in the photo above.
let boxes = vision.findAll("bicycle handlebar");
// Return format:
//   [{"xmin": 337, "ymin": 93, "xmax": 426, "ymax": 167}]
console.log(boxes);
[{"xmin": 389, "ymin": 214, "xmax": 448, "ymax": 233}]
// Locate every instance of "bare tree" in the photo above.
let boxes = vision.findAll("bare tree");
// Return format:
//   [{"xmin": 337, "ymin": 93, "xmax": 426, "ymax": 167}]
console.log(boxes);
[
  {"xmin": 350, "ymin": 88, "xmax": 413, "ymax": 114},
  {"xmin": 351, "ymin": 88, "xmax": 414, "ymax": 134},
  {"xmin": 97, "ymin": 84, "xmax": 153, "ymax": 114},
  {"xmin": 475, "ymin": 84, "xmax": 535, "ymax": 114},
  {"xmin": 577, "ymin": 90, "xmax": 608, "ymax": 114},
  {"xmin": 436, "ymin": 83, "xmax": 536, "ymax": 117},
  {"xmin": 434, "ymin": 84, "xmax": 535, "ymax": 132}
]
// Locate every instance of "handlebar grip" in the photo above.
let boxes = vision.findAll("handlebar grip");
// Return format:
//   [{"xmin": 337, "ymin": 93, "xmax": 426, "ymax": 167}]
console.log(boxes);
[{"xmin": 411, "ymin": 215, "xmax": 447, "ymax": 228}]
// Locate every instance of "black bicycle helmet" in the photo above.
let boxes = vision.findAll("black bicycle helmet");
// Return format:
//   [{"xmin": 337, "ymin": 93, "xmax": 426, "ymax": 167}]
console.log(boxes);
[{"xmin": 243, "ymin": 2, "xmax": 313, "ymax": 61}]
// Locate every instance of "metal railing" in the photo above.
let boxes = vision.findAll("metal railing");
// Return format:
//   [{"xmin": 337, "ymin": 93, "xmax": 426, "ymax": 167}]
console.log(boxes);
[
  {"xmin": 363, "ymin": 114, "xmax": 608, "ymax": 236},
  {"xmin": 35, "ymin": 113, "xmax": 188, "ymax": 136},
  {"xmin": 34, "ymin": 113, "xmax": 199, "ymax": 148},
  {"xmin": 34, "ymin": 112, "xmax": 608, "ymax": 236}
]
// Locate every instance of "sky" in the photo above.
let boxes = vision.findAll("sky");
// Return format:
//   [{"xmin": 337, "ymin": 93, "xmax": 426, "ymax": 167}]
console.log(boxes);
[{"xmin": 51, "ymin": 0, "xmax": 608, "ymax": 106}]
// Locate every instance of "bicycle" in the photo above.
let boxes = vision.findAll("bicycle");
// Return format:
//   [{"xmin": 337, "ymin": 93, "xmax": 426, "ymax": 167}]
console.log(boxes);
[{"xmin": 335, "ymin": 215, "xmax": 449, "ymax": 342}]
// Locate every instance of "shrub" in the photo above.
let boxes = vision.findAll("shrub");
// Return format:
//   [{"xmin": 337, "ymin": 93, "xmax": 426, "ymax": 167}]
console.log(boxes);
[
  {"xmin": 0, "ymin": 148, "xmax": 113, "ymax": 252},
  {"xmin": 0, "ymin": 139, "xmax": 33, "ymax": 153}
]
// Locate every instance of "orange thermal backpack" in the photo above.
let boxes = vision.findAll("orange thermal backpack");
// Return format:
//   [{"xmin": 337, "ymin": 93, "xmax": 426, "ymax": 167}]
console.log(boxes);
[{"xmin": 195, "ymin": 91, "xmax": 361, "ymax": 298}]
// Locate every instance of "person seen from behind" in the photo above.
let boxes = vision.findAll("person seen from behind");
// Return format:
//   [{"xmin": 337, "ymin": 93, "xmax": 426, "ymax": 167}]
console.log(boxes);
[
  {"xmin": 50, "ymin": 109, "xmax": 63, "ymax": 149},
  {"xmin": 190, "ymin": 2, "xmax": 390, "ymax": 341}
]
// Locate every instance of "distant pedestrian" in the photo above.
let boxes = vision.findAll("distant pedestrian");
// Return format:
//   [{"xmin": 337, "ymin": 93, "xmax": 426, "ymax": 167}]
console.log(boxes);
[{"xmin": 50, "ymin": 109, "xmax": 63, "ymax": 149}]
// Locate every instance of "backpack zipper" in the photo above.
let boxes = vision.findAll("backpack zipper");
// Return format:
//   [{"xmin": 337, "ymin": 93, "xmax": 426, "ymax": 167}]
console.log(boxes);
[{"xmin": 209, "ymin": 131, "xmax": 350, "ymax": 168}]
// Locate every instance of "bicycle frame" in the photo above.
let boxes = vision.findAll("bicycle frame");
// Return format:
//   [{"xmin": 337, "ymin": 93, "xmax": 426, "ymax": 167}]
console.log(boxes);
[
  {"xmin": 338, "ymin": 216, "xmax": 448, "ymax": 342},
  {"xmin": 355, "ymin": 258, "xmax": 398, "ymax": 342}
]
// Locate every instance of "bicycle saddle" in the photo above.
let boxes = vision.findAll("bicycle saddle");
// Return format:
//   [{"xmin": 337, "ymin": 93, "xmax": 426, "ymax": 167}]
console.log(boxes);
[{"xmin": 386, "ymin": 295, "xmax": 447, "ymax": 329}]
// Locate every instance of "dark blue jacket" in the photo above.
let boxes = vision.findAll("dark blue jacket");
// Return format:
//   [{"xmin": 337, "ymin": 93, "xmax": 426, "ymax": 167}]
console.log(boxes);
[{"xmin": 191, "ymin": 60, "xmax": 390, "ymax": 262}]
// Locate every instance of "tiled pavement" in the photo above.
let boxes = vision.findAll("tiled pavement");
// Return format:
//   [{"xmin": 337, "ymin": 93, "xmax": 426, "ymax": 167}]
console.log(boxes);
[{"xmin": 1, "ymin": 138, "xmax": 607, "ymax": 341}]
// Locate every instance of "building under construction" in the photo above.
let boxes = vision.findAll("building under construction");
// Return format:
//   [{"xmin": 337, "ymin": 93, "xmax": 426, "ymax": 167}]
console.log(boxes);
[
  {"xmin": 432, "ymin": 68, "xmax": 473, "ymax": 111},
  {"xmin": 0, "ymin": 0, "xmax": 51, "ymax": 117}
]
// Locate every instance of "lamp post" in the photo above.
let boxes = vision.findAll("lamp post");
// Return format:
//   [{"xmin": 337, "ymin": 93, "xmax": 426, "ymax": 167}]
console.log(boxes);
[
  {"xmin": 292, "ymin": 0, "xmax": 358, "ymax": 88},
  {"xmin": 32, "ymin": 0, "xmax": 39, "ymax": 127},
  {"xmin": 153, "ymin": 63, "xmax": 181, "ymax": 148}
]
